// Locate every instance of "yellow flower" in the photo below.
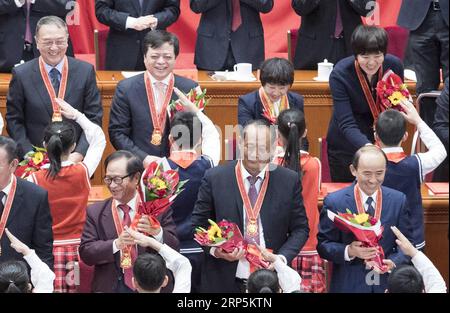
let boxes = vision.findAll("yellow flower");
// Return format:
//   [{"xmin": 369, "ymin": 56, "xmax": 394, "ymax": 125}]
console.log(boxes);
[
  {"xmin": 207, "ymin": 219, "xmax": 222, "ymax": 241},
  {"xmin": 150, "ymin": 177, "xmax": 167, "ymax": 190},
  {"xmin": 354, "ymin": 213, "xmax": 369, "ymax": 224},
  {"xmin": 388, "ymin": 91, "xmax": 405, "ymax": 106},
  {"xmin": 32, "ymin": 152, "xmax": 44, "ymax": 164}
]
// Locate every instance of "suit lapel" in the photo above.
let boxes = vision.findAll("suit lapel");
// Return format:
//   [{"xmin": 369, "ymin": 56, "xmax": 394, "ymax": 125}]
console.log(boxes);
[
  {"xmin": 259, "ymin": 170, "xmax": 273, "ymax": 234},
  {"xmin": 100, "ymin": 198, "xmax": 119, "ymax": 241},
  {"xmin": 5, "ymin": 180, "xmax": 24, "ymax": 227},
  {"xmin": 230, "ymin": 162, "xmax": 244, "ymax": 230},
  {"xmin": 31, "ymin": 61, "xmax": 53, "ymax": 118},
  {"xmin": 345, "ymin": 183, "xmax": 358, "ymax": 213}
]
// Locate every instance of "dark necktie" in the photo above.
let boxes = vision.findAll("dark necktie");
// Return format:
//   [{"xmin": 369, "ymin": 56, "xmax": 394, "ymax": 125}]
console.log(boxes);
[
  {"xmin": 118, "ymin": 204, "xmax": 135, "ymax": 290},
  {"xmin": 231, "ymin": 0, "xmax": 242, "ymax": 32},
  {"xmin": 245, "ymin": 176, "xmax": 260, "ymax": 245},
  {"xmin": 334, "ymin": 0, "xmax": 343, "ymax": 38},
  {"xmin": 25, "ymin": 1, "xmax": 32, "ymax": 43},
  {"xmin": 49, "ymin": 68, "xmax": 60, "ymax": 95},
  {"xmin": 0, "ymin": 191, "xmax": 5, "ymax": 216},
  {"xmin": 366, "ymin": 196, "xmax": 375, "ymax": 217}
]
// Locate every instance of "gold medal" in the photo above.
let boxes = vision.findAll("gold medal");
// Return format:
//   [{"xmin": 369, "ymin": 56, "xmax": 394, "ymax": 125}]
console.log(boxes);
[
  {"xmin": 247, "ymin": 220, "xmax": 258, "ymax": 236},
  {"xmin": 151, "ymin": 130, "xmax": 162, "ymax": 146},
  {"xmin": 120, "ymin": 249, "xmax": 132, "ymax": 269},
  {"xmin": 52, "ymin": 112, "xmax": 63, "ymax": 122}
]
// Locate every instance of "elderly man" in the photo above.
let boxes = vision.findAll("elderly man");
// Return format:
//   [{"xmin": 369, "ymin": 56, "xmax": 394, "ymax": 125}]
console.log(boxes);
[
  {"xmin": 5, "ymin": 16, "xmax": 102, "ymax": 162},
  {"xmin": 79, "ymin": 150, "xmax": 179, "ymax": 293},
  {"xmin": 191, "ymin": 119, "xmax": 309, "ymax": 293}
]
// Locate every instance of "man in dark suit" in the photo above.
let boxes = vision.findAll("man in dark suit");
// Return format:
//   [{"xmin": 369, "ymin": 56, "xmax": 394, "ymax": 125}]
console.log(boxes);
[
  {"xmin": 108, "ymin": 30, "xmax": 197, "ymax": 168},
  {"xmin": 95, "ymin": 0, "xmax": 180, "ymax": 70},
  {"xmin": 317, "ymin": 145, "xmax": 413, "ymax": 293},
  {"xmin": 0, "ymin": 136, "xmax": 53, "ymax": 269},
  {"xmin": 5, "ymin": 16, "xmax": 102, "ymax": 162},
  {"xmin": 79, "ymin": 150, "xmax": 179, "ymax": 293},
  {"xmin": 397, "ymin": 0, "xmax": 449, "ymax": 126},
  {"xmin": 433, "ymin": 77, "xmax": 449, "ymax": 181},
  {"xmin": 190, "ymin": 0, "xmax": 274, "ymax": 71},
  {"xmin": 291, "ymin": 0, "xmax": 374, "ymax": 70},
  {"xmin": 0, "ymin": 0, "xmax": 74, "ymax": 73},
  {"xmin": 191, "ymin": 120, "xmax": 309, "ymax": 293}
]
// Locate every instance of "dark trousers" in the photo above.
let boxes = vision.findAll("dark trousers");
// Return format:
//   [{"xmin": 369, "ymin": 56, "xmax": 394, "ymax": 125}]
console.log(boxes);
[
  {"xmin": 328, "ymin": 148, "xmax": 355, "ymax": 182},
  {"xmin": 183, "ymin": 252, "xmax": 204, "ymax": 293},
  {"xmin": 221, "ymin": 42, "xmax": 237, "ymax": 71},
  {"xmin": 409, "ymin": 8, "xmax": 449, "ymax": 126}
]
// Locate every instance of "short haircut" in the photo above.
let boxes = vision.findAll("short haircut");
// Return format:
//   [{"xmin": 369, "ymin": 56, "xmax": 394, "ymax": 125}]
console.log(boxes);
[
  {"xmin": 247, "ymin": 269, "xmax": 279, "ymax": 293},
  {"xmin": 133, "ymin": 253, "xmax": 166, "ymax": 292},
  {"xmin": 104, "ymin": 150, "xmax": 144, "ymax": 176},
  {"xmin": 170, "ymin": 111, "xmax": 202, "ymax": 149},
  {"xmin": 0, "ymin": 136, "xmax": 19, "ymax": 163},
  {"xmin": 242, "ymin": 119, "xmax": 277, "ymax": 145},
  {"xmin": 259, "ymin": 58, "xmax": 295, "ymax": 86},
  {"xmin": 375, "ymin": 110, "xmax": 407, "ymax": 146},
  {"xmin": 352, "ymin": 145, "xmax": 388, "ymax": 170},
  {"xmin": 351, "ymin": 25, "xmax": 388, "ymax": 56},
  {"xmin": 387, "ymin": 265, "xmax": 425, "ymax": 293},
  {"xmin": 0, "ymin": 261, "xmax": 30, "ymax": 293},
  {"xmin": 143, "ymin": 30, "xmax": 179, "ymax": 57},
  {"xmin": 36, "ymin": 16, "xmax": 69, "ymax": 37}
]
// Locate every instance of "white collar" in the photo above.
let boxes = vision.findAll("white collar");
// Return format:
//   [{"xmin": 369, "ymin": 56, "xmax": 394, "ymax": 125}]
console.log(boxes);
[
  {"xmin": 147, "ymin": 71, "xmax": 172, "ymax": 86},
  {"xmin": 113, "ymin": 192, "xmax": 138, "ymax": 211},
  {"xmin": 359, "ymin": 187, "xmax": 378, "ymax": 206},
  {"xmin": 41, "ymin": 160, "xmax": 74, "ymax": 169},
  {"xmin": 240, "ymin": 160, "xmax": 266, "ymax": 182},
  {"xmin": 381, "ymin": 147, "xmax": 404, "ymax": 153},
  {"xmin": 1, "ymin": 174, "xmax": 14, "ymax": 198}
]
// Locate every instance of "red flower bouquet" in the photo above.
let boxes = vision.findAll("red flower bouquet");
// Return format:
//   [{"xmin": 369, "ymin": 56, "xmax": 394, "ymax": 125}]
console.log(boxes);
[
  {"xmin": 376, "ymin": 70, "xmax": 411, "ymax": 112},
  {"xmin": 327, "ymin": 209, "xmax": 387, "ymax": 272},
  {"xmin": 15, "ymin": 146, "xmax": 49, "ymax": 178},
  {"xmin": 169, "ymin": 86, "xmax": 209, "ymax": 119}
]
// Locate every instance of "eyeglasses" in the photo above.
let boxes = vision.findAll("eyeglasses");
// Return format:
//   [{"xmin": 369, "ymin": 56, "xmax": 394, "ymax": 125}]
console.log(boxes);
[
  {"xmin": 38, "ymin": 39, "xmax": 68, "ymax": 48},
  {"xmin": 103, "ymin": 173, "xmax": 134, "ymax": 185}
]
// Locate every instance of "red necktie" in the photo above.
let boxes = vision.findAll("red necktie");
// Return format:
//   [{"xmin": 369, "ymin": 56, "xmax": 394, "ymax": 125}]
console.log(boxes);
[
  {"xmin": 25, "ymin": 0, "xmax": 32, "ymax": 43},
  {"xmin": 334, "ymin": 0, "xmax": 343, "ymax": 38},
  {"xmin": 119, "ymin": 204, "xmax": 136, "ymax": 290},
  {"xmin": 231, "ymin": 0, "xmax": 242, "ymax": 32}
]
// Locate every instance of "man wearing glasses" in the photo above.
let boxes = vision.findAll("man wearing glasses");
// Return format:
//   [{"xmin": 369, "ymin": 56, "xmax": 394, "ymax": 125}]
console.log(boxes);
[
  {"xmin": 79, "ymin": 150, "xmax": 179, "ymax": 293},
  {"xmin": 6, "ymin": 16, "xmax": 102, "ymax": 163}
]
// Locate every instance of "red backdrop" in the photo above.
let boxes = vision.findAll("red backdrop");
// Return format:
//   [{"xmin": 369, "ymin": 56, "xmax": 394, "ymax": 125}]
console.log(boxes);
[{"xmin": 69, "ymin": 0, "xmax": 402, "ymax": 56}]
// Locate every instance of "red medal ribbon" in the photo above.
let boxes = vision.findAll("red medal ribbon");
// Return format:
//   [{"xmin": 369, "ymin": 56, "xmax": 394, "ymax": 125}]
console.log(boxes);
[
  {"xmin": 354, "ymin": 183, "xmax": 383, "ymax": 220},
  {"xmin": 385, "ymin": 152, "xmax": 407, "ymax": 163},
  {"xmin": 354, "ymin": 60, "xmax": 383, "ymax": 122},
  {"xmin": 258, "ymin": 87, "xmax": 289, "ymax": 124},
  {"xmin": 38, "ymin": 56, "xmax": 68, "ymax": 122}
]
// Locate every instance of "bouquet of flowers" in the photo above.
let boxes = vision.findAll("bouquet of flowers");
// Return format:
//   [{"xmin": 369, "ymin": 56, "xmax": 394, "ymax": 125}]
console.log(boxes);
[
  {"xmin": 169, "ymin": 86, "xmax": 209, "ymax": 118},
  {"xmin": 133, "ymin": 161, "xmax": 188, "ymax": 229},
  {"xmin": 15, "ymin": 146, "xmax": 49, "ymax": 178},
  {"xmin": 194, "ymin": 219, "xmax": 270, "ymax": 271},
  {"xmin": 376, "ymin": 69, "xmax": 411, "ymax": 111},
  {"xmin": 327, "ymin": 209, "xmax": 387, "ymax": 272}
]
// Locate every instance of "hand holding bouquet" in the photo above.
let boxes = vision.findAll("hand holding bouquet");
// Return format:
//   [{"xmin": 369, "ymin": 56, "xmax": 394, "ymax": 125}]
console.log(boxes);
[{"xmin": 376, "ymin": 70, "xmax": 412, "ymax": 112}]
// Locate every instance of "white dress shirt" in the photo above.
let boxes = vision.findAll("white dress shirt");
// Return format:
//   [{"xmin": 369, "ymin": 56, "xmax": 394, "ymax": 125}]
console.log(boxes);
[
  {"xmin": 159, "ymin": 244, "xmax": 192, "ymax": 293},
  {"xmin": 23, "ymin": 249, "xmax": 56, "ymax": 293},
  {"xmin": 344, "ymin": 188, "xmax": 378, "ymax": 261},
  {"xmin": 0, "ymin": 111, "xmax": 4, "ymax": 135},
  {"xmin": 14, "ymin": 0, "xmax": 35, "ymax": 7},
  {"xmin": 411, "ymin": 251, "xmax": 447, "ymax": 293},
  {"xmin": 1, "ymin": 174, "xmax": 13, "ymax": 206},
  {"xmin": 44, "ymin": 57, "xmax": 65, "ymax": 80},
  {"xmin": 148, "ymin": 72, "xmax": 171, "ymax": 114},
  {"xmin": 273, "ymin": 98, "xmax": 281, "ymax": 116},
  {"xmin": 382, "ymin": 121, "xmax": 447, "ymax": 182}
]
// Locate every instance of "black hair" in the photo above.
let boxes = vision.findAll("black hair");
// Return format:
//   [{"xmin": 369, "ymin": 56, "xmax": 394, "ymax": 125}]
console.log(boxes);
[
  {"xmin": 277, "ymin": 109, "xmax": 306, "ymax": 174},
  {"xmin": 351, "ymin": 25, "xmax": 388, "ymax": 56},
  {"xmin": 104, "ymin": 150, "xmax": 144, "ymax": 177},
  {"xmin": 247, "ymin": 269, "xmax": 280, "ymax": 293},
  {"xmin": 259, "ymin": 58, "xmax": 295, "ymax": 87},
  {"xmin": 43, "ymin": 121, "xmax": 76, "ymax": 179},
  {"xmin": 0, "ymin": 261, "xmax": 30, "ymax": 293},
  {"xmin": 0, "ymin": 136, "xmax": 19, "ymax": 163},
  {"xmin": 170, "ymin": 111, "xmax": 202, "ymax": 149},
  {"xmin": 375, "ymin": 110, "xmax": 407, "ymax": 146},
  {"xmin": 143, "ymin": 30, "xmax": 179, "ymax": 57},
  {"xmin": 352, "ymin": 145, "xmax": 388, "ymax": 170},
  {"xmin": 387, "ymin": 265, "xmax": 425, "ymax": 293},
  {"xmin": 133, "ymin": 253, "xmax": 166, "ymax": 292},
  {"xmin": 242, "ymin": 119, "xmax": 277, "ymax": 145}
]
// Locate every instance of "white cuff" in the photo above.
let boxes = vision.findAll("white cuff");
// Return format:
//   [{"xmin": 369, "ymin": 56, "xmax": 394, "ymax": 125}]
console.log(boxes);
[
  {"xmin": 210, "ymin": 247, "xmax": 218, "ymax": 258},
  {"xmin": 344, "ymin": 245, "xmax": 355, "ymax": 261},
  {"xmin": 113, "ymin": 239, "xmax": 120, "ymax": 254},
  {"xmin": 277, "ymin": 254, "xmax": 287, "ymax": 264},
  {"xmin": 153, "ymin": 227, "xmax": 164, "ymax": 243},
  {"xmin": 15, "ymin": 0, "xmax": 25, "ymax": 7},
  {"xmin": 125, "ymin": 16, "xmax": 137, "ymax": 30}
]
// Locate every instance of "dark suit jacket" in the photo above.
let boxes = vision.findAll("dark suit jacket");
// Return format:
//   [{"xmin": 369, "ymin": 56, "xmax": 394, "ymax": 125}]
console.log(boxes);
[
  {"xmin": 108, "ymin": 73, "xmax": 197, "ymax": 160},
  {"xmin": 5, "ymin": 57, "xmax": 102, "ymax": 158},
  {"xmin": 433, "ymin": 77, "xmax": 449, "ymax": 151},
  {"xmin": 95, "ymin": 0, "xmax": 180, "ymax": 70},
  {"xmin": 0, "ymin": 0, "xmax": 74, "ymax": 73},
  {"xmin": 326, "ymin": 54, "xmax": 404, "ymax": 158},
  {"xmin": 79, "ymin": 196, "xmax": 179, "ymax": 293},
  {"xmin": 317, "ymin": 183, "xmax": 413, "ymax": 293},
  {"xmin": 292, "ymin": 0, "xmax": 373, "ymax": 70},
  {"xmin": 0, "ymin": 178, "xmax": 53, "ymax": 269},
  {"xmin": 397, "ymin": 0, "xmax": 449, "ymax": 31},
  {"xmin": 190, "ymin": 0, "xmax": 273, "ymax": 70},
  {"xmin": 191, "ymin": 161, "xmax": 309, "ymax": 293},
  {"xmin": 238, "ymin": 90, "xmax": 309, "ymax": 150}
]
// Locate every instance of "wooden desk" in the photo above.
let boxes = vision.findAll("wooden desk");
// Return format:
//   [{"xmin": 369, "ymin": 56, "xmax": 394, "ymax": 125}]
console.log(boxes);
[{"xmin": 1, "ymin": 70, "xmax": 418, "ymax": 184}]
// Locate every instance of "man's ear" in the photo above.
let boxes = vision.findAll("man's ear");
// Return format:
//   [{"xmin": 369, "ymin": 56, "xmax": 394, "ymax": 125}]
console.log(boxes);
[
  {"xmin": 161, "ymin": 275, "xmax": 169, "ymax": 288},
  {"xmin": 349, "ymin": 164, "xmax": 357, "ymax": 178},
  {"xmin": 70, "ymin": 142, "xmax": 76, "ymax": 153},
  {"xmin": 132, "ymin": 277, "xmax": 137, "ymax": 290},
  {"xmin": 402, "ymin": 131, "xmax": 408, "ymax": 143},
  {"xmin": 302, "ymin": 128, "xmax": 308, "ymax": 139}
]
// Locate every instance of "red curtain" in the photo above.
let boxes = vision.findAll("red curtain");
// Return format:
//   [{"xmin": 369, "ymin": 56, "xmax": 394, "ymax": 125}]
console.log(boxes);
[{"xmin": 70, "ymin": 0, "xmax": 402, "ymax": 56}]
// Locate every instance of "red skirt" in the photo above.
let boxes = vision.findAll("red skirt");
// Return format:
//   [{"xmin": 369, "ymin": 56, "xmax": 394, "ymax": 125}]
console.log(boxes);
[
  {"xmin": 53, "ymin": 244, "xmax": 79, "ymax": 293},
  {"xmin": 291, "ymin": 253, "xmax": 327, "ymax": 293}
]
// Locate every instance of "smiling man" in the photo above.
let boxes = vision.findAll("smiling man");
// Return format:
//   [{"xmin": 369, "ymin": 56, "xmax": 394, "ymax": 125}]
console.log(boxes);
[
  {"xmin": 317, "ymin": 145, "xmax": 413, "ymax": 293},
  {"xmin": 79, "ymin": 150, "xmax": 179, "ymax": 293},
  {"xmin": 108, "ymin": 30, "xmax": 198, "ymax": 168},
  {"xmin": 5, "ymin": 16, "xmax": 102, "ymax": 162}
]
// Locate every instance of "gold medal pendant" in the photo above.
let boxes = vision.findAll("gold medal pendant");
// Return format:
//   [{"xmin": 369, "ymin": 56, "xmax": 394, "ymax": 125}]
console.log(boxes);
[
  {"xmin": 247, "ymin": 220, "xmax": 258, "ymax": 236},
  {"xmin": 151, "ymin": 130, "xmax": 162, "ymax": 146},
  {"xmin": 52, "ymin": 112, "xmax": 63, "ymax": 122},
  {"xmin": 120, "ymin": 249, "xmax": 132, "ymax": 269}
]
